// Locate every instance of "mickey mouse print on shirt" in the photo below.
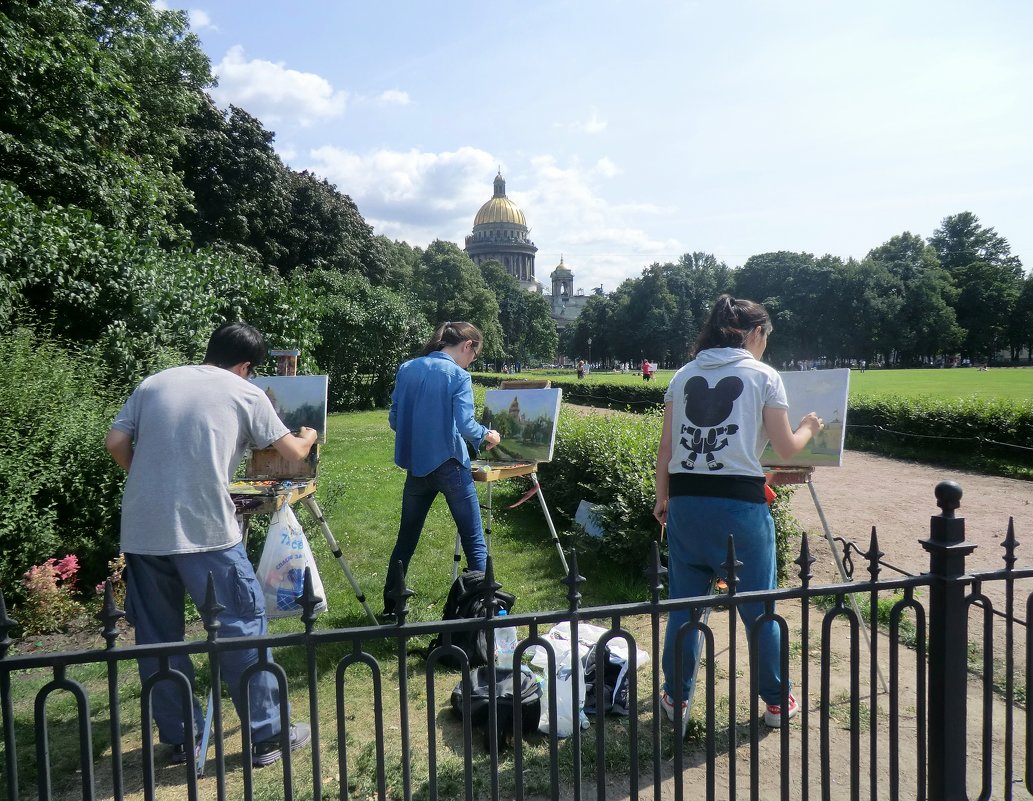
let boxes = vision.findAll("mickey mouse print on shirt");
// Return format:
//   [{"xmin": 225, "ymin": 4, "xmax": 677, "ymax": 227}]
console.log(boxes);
[{"xmin": 679, "ymin": 375, "xmax": 744, "ymax": 471}]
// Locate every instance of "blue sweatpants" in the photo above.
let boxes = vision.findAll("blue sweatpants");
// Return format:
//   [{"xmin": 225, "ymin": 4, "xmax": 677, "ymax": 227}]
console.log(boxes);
[
  {"xmin": 662, "ymin": 495, "xmax": 789, "ymax": 705},
  {"xmin": 125, "ymin": 543, "xmax": 283, "ymax": 745}
]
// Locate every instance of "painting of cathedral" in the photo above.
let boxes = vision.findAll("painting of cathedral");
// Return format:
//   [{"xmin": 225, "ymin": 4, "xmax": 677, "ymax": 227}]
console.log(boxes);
[
  {"xmin": 760, "ymin": 369, "xmax": 850, "ymax": 467},
  {"xmin": 478, "ymin": 388, "xmax": 563, "ymax": 463},
  {"xmin": 251, "ymin": 375, "xmax": 329, "ymax": 443}
]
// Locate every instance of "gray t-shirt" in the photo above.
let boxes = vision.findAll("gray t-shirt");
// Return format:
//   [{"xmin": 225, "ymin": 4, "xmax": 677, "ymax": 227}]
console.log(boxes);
[{"xmin": 111, "ymin": 365, "xmax": 289, "ymax": 554}]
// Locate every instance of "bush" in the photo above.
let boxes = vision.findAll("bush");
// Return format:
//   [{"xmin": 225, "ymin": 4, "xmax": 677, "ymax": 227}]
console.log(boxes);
[
  {"xmin": 0, "ymin": 330, "xmax": 125, "ymax": 597},
  {"xmin": 540, "ymin": 408, "xmax": 798, "ymax": 579}
]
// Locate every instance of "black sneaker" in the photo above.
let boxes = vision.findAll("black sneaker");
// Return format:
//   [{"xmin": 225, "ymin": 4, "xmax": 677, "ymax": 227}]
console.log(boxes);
[
  {"xmin": 169, "ymin": 737, "xmax": 201, "ymax": 765},
  {"xmin": 252, "ymin": 722, "xmax": 311, "ymax": 767}
]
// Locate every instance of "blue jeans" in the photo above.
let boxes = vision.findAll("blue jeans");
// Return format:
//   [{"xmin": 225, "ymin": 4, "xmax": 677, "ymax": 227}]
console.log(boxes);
[
  {"xmin": 384, "ymin": 459, "xmax": 487, "ymax": 608},
  {"xmin": 661, "ymin": 495, "xmax": 788, "ymax": 705},
  {"xmin": 125, "ymin": 543, "xmax": 284, "ymax": 745}
]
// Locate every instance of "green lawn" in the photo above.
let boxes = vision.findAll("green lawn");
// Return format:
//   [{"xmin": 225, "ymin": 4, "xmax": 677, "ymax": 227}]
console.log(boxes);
[
  {"xmin": 495, "ymin": 366, "xmax": 1033, "ymax": 403},
  {"xmin": 276, "ymin": 409, "xmax": 639, "ymax": 632}
]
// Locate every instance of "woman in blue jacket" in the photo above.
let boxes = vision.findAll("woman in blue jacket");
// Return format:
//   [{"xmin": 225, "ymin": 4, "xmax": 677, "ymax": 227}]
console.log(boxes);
[{"xmin": 382, "ymin": 321, "xmax": 500, "ymax": 618}]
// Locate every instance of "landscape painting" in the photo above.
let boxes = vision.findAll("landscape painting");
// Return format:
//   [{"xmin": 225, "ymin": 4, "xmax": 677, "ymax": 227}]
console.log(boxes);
[
  {"xmin": 479, "ymin": 388, "xmax": 563, "ymax": 463},
  {"xmin": 251, "ymin": 375, "xmax": 329, "ymax": 443},
  {"xmin": 760, "ymin": 368, "xmax": 850, "ymax": 467}
]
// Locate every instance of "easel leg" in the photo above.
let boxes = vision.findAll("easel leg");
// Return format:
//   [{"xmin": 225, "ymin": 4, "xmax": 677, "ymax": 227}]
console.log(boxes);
[
  {"xmin": 529, "ymin": 472, "xmax": 570, "ymax": 575},
  {"xmin": 807, "ymin": 476, "xmax": 888, "ymax": 693},
  {"xmin": 301, "ymin": 496, "xmax": 378, "ymax": 625}
]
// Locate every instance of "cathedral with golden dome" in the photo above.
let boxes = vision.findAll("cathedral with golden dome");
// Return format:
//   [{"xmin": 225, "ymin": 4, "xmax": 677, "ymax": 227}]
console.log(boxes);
[{"xmin": 464, "ymin": 171, "xmax": 594, "ymax": 328}]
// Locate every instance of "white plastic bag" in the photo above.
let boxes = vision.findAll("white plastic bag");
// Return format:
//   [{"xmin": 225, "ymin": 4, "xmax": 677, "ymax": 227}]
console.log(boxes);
[
  {"xmin": 539, "ymin": 646, "xmax": 588, "ymax": 737},
  {"xmin": 256, "ymin": 505, "xmax": 327, "ymax": 619}
]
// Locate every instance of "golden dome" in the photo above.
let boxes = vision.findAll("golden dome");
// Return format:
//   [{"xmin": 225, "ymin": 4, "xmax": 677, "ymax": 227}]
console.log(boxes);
[{"xmin": 473, "ymin": 172, "xmax": 527, "ymax": 227}]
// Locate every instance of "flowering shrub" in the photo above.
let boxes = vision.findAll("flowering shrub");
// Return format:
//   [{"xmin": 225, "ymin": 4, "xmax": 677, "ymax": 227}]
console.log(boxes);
[
  {"xmin": 95, "ymin": 553, "xmax": 127, "ymax": 608},
  {"xmin": 19, "ymin": 555, "xmax": 86, "ymax": 634}
]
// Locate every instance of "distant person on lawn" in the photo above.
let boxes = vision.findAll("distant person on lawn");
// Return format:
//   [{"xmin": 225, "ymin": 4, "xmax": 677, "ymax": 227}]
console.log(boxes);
[
  {"xmin": 382, "ymin": 321, "xmax": 500, "ymax": 620},
  {"xmin": 652, "ymin": 295, "xmax": 823, "ymax": 733},
  {"xmin": 105, "ymin": 322, "xmax": 318, "ymax": 769}
]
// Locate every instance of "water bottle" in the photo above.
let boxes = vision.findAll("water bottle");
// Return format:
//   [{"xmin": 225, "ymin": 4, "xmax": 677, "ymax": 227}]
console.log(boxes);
[{"xmin": 495, "ymin": 609, "xmax": 518, "ymax": 669}]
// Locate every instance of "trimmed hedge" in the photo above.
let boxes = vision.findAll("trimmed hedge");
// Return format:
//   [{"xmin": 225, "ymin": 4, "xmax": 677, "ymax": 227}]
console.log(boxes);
[
  {"xmin": 847, "ymin": 394, "xmax": 1033, "ymax": 479},
  {"xmin": 473, "ymin": 373, "xmax": 665, "ymax": 412}
]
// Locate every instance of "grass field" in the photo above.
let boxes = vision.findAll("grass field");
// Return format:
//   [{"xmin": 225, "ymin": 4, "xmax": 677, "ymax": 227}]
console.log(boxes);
[{"xmin": 498, "ymin": 366, "xmax": 1033, "ymax": 403}]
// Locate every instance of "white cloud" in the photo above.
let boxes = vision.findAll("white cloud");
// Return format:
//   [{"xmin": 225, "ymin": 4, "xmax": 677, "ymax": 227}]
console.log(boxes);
[
  {"xmin": 556, "ymin": 108, "xmax": 608, "ymax": 135},
  {"xmin": 305, "ymin": 145, "xmax": 495, "ymax": 235},
  {"xmin": 187, "ymin": 9, "xmax": 215, "ymax": 30},
  {"xmin": 377, "ymin": 89, "xmax": 411, "ymax": 106},
  {"xmin": 210, "ymin": 46, "xmax": 347, "ymax": 127},
  {"xmin": 299, "ymin": 145, "xmax": 677, "ymax": 292},
  {"xmin": 593, "ymin": 157, "xmax": 620, "ymax": 178}
]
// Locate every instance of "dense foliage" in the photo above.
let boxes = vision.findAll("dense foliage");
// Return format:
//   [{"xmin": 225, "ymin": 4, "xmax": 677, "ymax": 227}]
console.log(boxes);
[
  {"xmin": 0, "ymin": 331, "xmax": 125, "ymax": 595},
  {"xmin": 0, "ymin": 180, "xmax": 318, "ymax": 381},
  {"xmin": 0, "ymin": 0, "xmax": 212, "ymax": 240},
  {"xmin": 304, "ymin": 270, "xmax": 428, "ymax": 411}
]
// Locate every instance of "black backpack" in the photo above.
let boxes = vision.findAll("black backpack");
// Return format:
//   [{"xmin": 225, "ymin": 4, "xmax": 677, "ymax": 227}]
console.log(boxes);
[
  {"xmin": 430, "ymin": 570, "xmax": 516, "ymax": 669},
  {"xmin": 450, "ymin": 665, "xmax": 542, "ymax": 749}
]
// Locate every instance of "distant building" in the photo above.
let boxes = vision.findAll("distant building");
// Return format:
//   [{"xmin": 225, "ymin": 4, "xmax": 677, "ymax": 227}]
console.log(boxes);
[
  {"xmin": 547, "ymin": 255, "xmax": 594, "ymax": 330},
  {"xmin": 465, "ymin": 172, "xmax": 539, "ymax": 292},
  {"xmin": 464, "ymin": 172, "xmax": 595, "ymax": 328}
]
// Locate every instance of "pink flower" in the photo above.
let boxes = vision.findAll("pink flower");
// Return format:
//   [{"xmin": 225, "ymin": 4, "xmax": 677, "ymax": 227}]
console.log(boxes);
[{"xmin": 54, "ymin": 555, "xmax": 79, "ymax": 581}]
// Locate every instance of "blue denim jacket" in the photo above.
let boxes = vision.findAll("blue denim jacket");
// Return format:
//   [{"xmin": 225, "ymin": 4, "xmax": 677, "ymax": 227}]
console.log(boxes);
[{"xmin": 389, "ymin": 351, "xmax": 488, "ymax": 477}]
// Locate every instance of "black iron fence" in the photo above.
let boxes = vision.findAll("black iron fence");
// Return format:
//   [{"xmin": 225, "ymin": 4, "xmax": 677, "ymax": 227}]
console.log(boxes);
[{"xmin": 1, "ymin": 480, "xmax": 1030, "ymax": 801}]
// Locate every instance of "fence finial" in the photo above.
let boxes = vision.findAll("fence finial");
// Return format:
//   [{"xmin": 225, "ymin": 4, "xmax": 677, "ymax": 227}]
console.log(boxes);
[
  {"xmin": 934, "ymin": 481, "xmax": 962, "ymax": 518},
  {"xmin": 95, "ymin": 579, "xmax": 126, "ymax": 650},
  {"xmin": 200, "ymin": 571, "xmax": 226, "ymax": 642},
  {"xmin": 0, "ymin": 590, "xmax": 15, "ymax": 659}
]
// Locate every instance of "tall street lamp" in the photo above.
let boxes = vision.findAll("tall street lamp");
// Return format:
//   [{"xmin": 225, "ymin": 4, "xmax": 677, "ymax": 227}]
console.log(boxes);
[{"xmin": 587, "ymin": 337, "xmax": 593, "ymax": 367}]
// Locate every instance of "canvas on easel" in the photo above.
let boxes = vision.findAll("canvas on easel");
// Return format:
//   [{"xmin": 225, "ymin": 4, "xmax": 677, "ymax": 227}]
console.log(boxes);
[
  {"xmin": 251, "ymin": 375, "xmax": 329, "ymax": 443},
  {"xmin": 760, "ymin": 368, "xmax": 850, "ymax": 467},
  {"xmin": 477, "ymin": 388, "xmax": 562, "ymax": 464}
]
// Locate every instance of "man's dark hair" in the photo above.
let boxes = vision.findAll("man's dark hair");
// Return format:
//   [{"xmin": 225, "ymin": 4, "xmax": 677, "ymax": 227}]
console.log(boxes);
[{"xmin": 203, "ymin": 322, "xmax": 267, "ymax": 370}]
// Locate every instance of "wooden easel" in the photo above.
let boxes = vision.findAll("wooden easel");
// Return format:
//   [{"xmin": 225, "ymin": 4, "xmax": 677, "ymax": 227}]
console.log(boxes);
[
  {"xmin": 766, "ymin": 465, "xmax": 887, "ymax": 692},
  {"xmin": 452, "ymin": 379, "xmax": 569, "ymax": 580},
  {"xmin": 234, "ymin": 350, "xmax": 376, "ymax": 626}
]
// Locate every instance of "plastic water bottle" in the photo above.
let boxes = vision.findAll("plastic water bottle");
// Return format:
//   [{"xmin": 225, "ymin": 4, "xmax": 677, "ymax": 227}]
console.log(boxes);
[{"xmin": 495, "ymin": 609, "xmax": 518, "ymax": 669}]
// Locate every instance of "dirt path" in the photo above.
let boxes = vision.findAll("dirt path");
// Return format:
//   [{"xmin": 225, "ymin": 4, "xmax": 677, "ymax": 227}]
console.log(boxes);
[{"xmin": 789, "ymin": 450, "xmax": 1032, "ymax": 580}]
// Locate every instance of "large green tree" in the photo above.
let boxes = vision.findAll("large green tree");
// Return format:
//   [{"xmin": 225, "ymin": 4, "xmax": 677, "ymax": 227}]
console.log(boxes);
[
  {"xmin": 413, "ymin": 241, "xmax": 503, "ymax": 356},
  {"xmin": 478, "ymin": 261, "xmax": 557, "ymax": 365},
  {"xmin": 0, "ymin": 0, "xmax": 212, "ymax": 239},
  {"xmin": 733, "ymin": 252, "xmax": 839, "ymax": 364},
  {"xmin": 929, "ymin": 213, "xmax": 1024, "ymax": 359},
  {"xmin": 1010, "ymin": 275, "xmax": 1033, "ymax": 362},
  {"xmin": 304, "ymin": 270, "xmax": 427, "ymax": 410},
  {"xmin": 867, "ymin": 232, "xmax": 962, "ymax": 365}
]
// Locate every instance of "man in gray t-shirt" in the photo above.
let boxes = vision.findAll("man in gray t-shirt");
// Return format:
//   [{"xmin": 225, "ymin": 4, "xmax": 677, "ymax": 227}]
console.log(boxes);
[{"xmin": 106, "ymin": 322, "xmax": 318, "ymax": 769}]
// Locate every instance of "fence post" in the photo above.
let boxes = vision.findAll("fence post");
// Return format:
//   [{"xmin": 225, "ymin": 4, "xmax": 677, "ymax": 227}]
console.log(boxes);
[{"xmin": 921, "ymin": 480, "xmax": 974, "ymax": 801}]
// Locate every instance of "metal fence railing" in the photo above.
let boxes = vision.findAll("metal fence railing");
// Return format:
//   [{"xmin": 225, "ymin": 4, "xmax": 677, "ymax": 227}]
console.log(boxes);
[{"xmin": 2, "ymin": 480, "xmax": 1030, "ymax": 801}]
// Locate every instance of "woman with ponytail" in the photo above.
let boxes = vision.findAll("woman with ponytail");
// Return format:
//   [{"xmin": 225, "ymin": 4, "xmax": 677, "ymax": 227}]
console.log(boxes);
[
  {"xmin": 382, "ymin": 322, "xmax": 500, "ymax": 619},
  {"xmin": 653, "ymin": 295, "xmax": 823, "ymax": 732}
]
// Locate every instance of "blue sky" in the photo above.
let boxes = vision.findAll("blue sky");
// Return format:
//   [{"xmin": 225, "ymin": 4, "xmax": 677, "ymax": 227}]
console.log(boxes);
[{"xmin": 166, "ymin": 1, "xmax": 1032, "ymax": 293}]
